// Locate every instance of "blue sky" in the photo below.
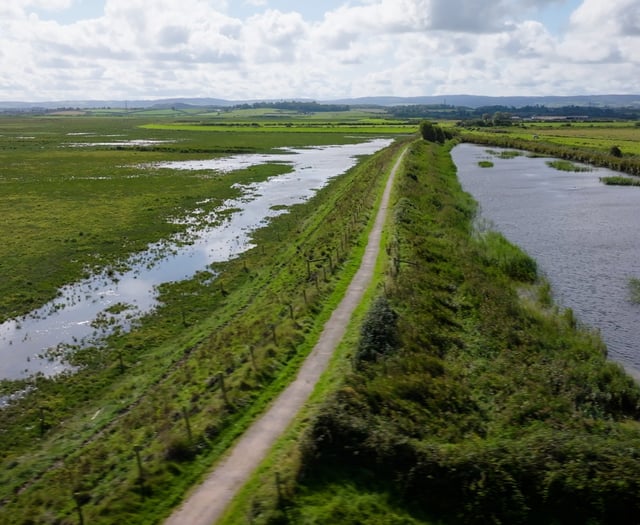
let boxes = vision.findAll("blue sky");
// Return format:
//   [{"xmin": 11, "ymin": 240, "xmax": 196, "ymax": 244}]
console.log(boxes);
[{"xmin": 1, "ymin": 0, "xmax": 637, "ymax": 101}]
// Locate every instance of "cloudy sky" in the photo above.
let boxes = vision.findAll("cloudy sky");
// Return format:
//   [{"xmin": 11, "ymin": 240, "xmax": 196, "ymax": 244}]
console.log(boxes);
[{"xmin": 1, "ymin": 0, "xmax": 638, "ymax": 101}]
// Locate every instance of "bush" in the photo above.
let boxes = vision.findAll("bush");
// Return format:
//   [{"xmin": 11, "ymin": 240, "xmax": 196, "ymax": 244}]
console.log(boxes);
[
  {"xmin": 164, "ymin": 436, "xmax": 196, "ymax": 462},
  {"xmin": 355, "ymin": 296, "xmax": 399, "ymax": 364},
  {"xmin": 610, "ymin": 145, "xmax": 623, "ymax": 158}
]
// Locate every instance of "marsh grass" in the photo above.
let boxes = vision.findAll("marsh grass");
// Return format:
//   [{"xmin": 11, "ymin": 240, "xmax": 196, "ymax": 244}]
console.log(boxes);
[
  {"xmin": 0, "ymin": 113, "xmax": 411, "ymax": 524},
  {"xmin": 546, "ymin": 159, "xmax": 592, "ymax": 172},
  {"xmin": 629, "ymin": 278, "xmax": 640, "ymax": 303},
  {"xmin": 601, "ymin": 176, "xmax": 640, "ymax": 186},
  {"xmin": 486, "ymin": 148, "xmax": 522, "ymax": 159},
  {"xmin": 478, "ymin": 160, "xmax": 494, "ymax": 168}
]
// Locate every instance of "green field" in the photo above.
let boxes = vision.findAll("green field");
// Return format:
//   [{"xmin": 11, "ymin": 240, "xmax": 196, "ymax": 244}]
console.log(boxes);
[
  {"xmin": 486, "ymin": 122, "xmax": 640, "ymax": 155},
  {"xmin": 3, "ymin": 112, "xmax": 640, "ymax": 524},
  {"xmin": 0, "ymin": 115, "xmax": 411, "ymax": 324},
  {"xmin": 143, "ymin": 121, "xmax": 416, "ymax": 134},
  {"xmin": 0, "ymin": 113, "xmax": 411, "ymax": 524},
  {"xmin": 454, "ymin": 121, "xmax": 640, "ymax": 177}
]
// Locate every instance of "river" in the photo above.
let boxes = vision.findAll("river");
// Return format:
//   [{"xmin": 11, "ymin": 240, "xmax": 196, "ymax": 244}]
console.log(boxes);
[
  {"xmin": 0, "ymin": 138, "xmax": 393, "ymax": 381},
  {"xmin": 452, "ymin": 143, "xmax": 640, "ymax": 378}
]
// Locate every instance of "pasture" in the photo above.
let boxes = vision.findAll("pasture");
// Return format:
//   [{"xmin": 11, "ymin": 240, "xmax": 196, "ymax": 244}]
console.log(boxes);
[{"xmin": 456, "ymin": 120, "xmax": 640, "ymax": 177}]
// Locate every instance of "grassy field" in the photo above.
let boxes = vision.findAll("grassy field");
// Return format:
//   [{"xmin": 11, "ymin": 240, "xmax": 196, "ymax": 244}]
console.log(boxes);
[
  {"xmin": 7, "ymin": 111, "xmax": 639, "ymax": 524},
  {"xmin": 460, "ymin": 121, "xmax": 640, "ymax": 154},
  {"xmin": 0, "ymin": 112, "xmax": 412, "ymax": 524},
  {"xmin": 219, "ymin": 140, "xmax": 640, "ymax": 525},
  {"xmin": 143, "ymin": 122, "xmax": 416, "ymax": 134},
  {"xmin": 455, "ymin": 121, "xmax": 640, "ymax": 177},
  {"xmin": 0, "ymin": 115, "xmax": 412, "ymax": 324}
]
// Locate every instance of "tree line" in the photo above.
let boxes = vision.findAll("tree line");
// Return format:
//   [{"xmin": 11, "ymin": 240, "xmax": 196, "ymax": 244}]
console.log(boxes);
[
  {"xmin": 230, "ymin": 101, "xmax": 350, "ymax": 113},
  {"xmin": 389, "ymin": 103, "xmax": 640, "ymax": 122}
]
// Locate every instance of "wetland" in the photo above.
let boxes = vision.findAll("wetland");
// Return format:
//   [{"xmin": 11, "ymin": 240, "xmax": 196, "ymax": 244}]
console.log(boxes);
[
  {"xmin": 453, "ymin": 143, "xmax": 640, "ymax": 377},
  {"xmin": 0, "ymin": 138, "xmax": 392, "ymax": 380}
]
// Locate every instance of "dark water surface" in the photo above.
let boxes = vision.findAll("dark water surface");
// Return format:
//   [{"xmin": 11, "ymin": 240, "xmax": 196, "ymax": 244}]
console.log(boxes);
[
  {"xmin": 452, "ymin": 143, "xmax": 640, "ymax": 378},
  {"xmin": 0, "ymin": 139, "xmax": 392, "ymax": 381}
]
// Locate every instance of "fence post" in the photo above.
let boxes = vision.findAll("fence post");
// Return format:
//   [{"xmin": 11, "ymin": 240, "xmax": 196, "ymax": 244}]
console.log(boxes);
[
  {"xmin": 134, "ymin": 445, "xmax": 144, "ymax": 480},
  {"xmin": 182, "ymin": 407, "xmax": 193, "ymax": 444},
  {"xmin": 218, "ymin": 372, "xmax": 229, "ymax": 407}
]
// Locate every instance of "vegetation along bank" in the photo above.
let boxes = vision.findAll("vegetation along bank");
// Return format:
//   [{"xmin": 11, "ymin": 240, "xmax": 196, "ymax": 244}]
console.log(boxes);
[{"xmin": 223, "ymin": 139, "xmax": 640, "ymax": 525}]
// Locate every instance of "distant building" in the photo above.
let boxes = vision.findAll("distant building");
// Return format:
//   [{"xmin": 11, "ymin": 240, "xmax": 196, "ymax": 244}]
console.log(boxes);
[{"xmin": 530, "ymin": 115, "xmax": 589, "ymax": 122}]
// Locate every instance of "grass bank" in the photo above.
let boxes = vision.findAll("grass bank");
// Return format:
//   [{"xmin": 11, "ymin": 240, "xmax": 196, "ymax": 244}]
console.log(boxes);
[{"xmin": 222, "ymin": 140, "xmax": 640, "ymax": 524}]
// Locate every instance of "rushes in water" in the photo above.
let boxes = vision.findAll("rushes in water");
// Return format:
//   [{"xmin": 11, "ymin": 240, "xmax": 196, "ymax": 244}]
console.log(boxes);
[{"xmin": 629, "ymin": 277, "xmax": 640, "ymax": 303}]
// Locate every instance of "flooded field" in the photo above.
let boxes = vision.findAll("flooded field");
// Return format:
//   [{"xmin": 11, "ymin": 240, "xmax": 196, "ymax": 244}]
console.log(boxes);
[{"xmin": 0, "ymin": 138, "xmax": 392, "ymax": 380}]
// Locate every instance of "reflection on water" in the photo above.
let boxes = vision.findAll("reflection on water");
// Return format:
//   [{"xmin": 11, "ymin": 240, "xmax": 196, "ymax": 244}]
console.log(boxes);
[
  {"xmin": 453, "ymin": 143, "xmax": 640, "ymax": 376},
  {"xmin": 0, "ymin": 139, "xmax": 392, "ymax": 380}
]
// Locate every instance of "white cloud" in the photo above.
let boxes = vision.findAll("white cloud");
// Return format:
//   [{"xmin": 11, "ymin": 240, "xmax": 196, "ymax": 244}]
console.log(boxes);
[
  {"xmin": 0, "ymin": 0, "xmax": 638, "ymax": 101},
  {"xmin": 559, "ymin": 0, "xmax": 640, "ymax": 64}
]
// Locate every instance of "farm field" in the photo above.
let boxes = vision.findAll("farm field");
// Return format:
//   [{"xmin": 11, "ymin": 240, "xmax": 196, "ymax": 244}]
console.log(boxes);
[
  {"xmin": 0, "ymin": 112, "xmax": 412, "ymax": 524},
  {"xmin": 467, "ymin": 121, "xmax": 640, "ymax": 155},
  {"xmin": 454, "ymin": 120, "xmax": 640, "ymax": 177}
]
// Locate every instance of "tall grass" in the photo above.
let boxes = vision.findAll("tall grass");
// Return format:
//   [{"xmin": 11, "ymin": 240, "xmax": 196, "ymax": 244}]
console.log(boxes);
[
  {"xmin": 546, "ymin": 159, "xmax": 592, "ymax": 172},
  {"xmin": 629, "ymin": 277, "xmax": 640, "ymax": 303}
]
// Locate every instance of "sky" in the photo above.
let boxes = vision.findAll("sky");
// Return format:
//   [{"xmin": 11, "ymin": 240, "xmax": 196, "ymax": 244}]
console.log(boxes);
[{"xmin": 1, "ymin": 0, "xmax": 638, "ymax": 102}]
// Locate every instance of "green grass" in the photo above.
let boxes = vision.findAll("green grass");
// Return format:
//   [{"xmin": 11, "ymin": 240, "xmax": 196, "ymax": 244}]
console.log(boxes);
[
  {"xmin": 629, "ymin": 278, "xmax": 640, "ymax": 303},
  {"xmin": 456, "ymin": 122, "xmax": 640, "ymax": 177},
  {"xmin": 487, "ymin": 148, "xmax": 522, "ymax": 159},
  {"xmin": 222, "ymin": 139, "xmax": 640, "ymax": 524},
  {"xmin": 546, "ymin": 159, "xmax": 592, "ymax": 172},
  {"xmin": 478, "ymin": 160, "xmax": 494, "ymax": 168},
  {"xmin": 143, "ymin": 122, "xmax": 416, "ymax": 134},
  {"xmin": 0, "ymin": 112, "xmax": 412, "ymax": 524},
  {"xmin": 601, "ymin": 176, "xmax": 640, "ymax": 186},
  {"xmin": 471, "ymin": 122, "xmax": 640, "ymax": 156}
]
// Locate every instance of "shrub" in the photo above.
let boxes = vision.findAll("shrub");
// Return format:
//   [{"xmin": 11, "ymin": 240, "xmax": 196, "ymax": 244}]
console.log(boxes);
[
  {"xmin": 355, "ymin": 296, "xmax": 399, "ymax": 364},
  {"xmin": 610, "ymin": 145, "xmax": 623, "ymax": 158},
  {"xmin": 164, "ymin": 436, "xmax": 196, "ymax": 463}
]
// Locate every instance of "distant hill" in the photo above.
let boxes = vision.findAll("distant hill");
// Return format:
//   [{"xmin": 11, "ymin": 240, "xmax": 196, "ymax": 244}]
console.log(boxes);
[
  {"xmin": 326, "ymin": 94, "xmax": 640, "ymax": 108},
  {"xmin": 2, "ymin": 94, "xmax": 640, "ymax": 111},
  {"xmin": 0, "ymin": 98, "xmax": 237, "ymax": 110}
]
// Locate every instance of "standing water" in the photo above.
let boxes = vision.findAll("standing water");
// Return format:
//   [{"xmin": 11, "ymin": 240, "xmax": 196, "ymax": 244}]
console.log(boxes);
[
  {"xmin": 0, "ymin": 138, "xmax": 393, "ymax": 380},
  {"xmin": 452, "ymin": 143, "xmax": 640, "ymax": 378}
]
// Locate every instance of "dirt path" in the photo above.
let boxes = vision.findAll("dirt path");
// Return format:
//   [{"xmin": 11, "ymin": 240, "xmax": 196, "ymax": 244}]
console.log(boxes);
[{"xmin": 164, "ymin": 146, "xmax": 408, "ymax": 525}]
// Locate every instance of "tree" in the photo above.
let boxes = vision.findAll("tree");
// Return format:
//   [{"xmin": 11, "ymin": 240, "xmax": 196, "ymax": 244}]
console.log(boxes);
[
  {"xmin": 420, "ymin": 120, "xmax": 437, "ymax": 142},
  {"xmin": 356, "ymin": 296, "xmax": 399, "ymax": 364},
  {"xmin": 420, "ymin": 120, "xmax": 448, "ymax": 143},
  {"xmin": 492, "ymin": 111, "xmax": 513, "ymax": 126}
]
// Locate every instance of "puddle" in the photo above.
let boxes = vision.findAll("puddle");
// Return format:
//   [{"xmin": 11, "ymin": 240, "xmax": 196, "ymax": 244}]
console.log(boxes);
[
  {"xmin": 0, "ymin": 138, "xmax": 393, "ymax": 381},
  {"xmin": 67, "ymin": 139, "xmax": 175, "ymax": 147}
]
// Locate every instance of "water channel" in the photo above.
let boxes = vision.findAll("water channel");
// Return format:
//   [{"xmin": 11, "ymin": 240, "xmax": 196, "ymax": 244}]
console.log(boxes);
[
  {"xmin": 0, "ymin": 138, "xmax": 393, "ymax": 381},
  {"xmin": 452, "ymin": 143, "xmax": 640, "ymax": 378}
]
